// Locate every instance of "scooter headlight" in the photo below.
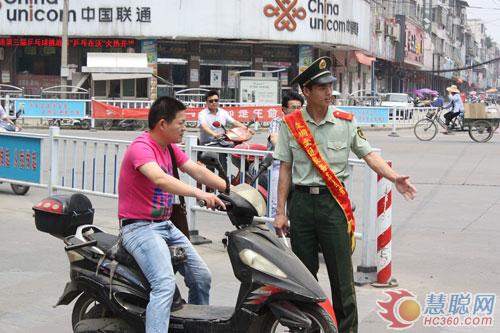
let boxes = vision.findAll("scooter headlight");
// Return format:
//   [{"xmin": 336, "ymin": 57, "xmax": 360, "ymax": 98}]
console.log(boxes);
[{"xmin": 239, "ymin": 249, "xmax": 287, "ymax": 279}]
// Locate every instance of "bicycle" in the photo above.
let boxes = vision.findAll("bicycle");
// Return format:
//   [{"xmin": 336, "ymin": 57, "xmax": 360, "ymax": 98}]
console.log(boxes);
[{"xmin": 414, "ymin": 108, "xmax": 497, "ymax": 142}]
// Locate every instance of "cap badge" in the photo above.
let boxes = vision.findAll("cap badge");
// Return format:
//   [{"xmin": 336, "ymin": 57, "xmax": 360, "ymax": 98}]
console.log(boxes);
[{"xmin": 319, "ymin": 59, "xmax": 327, "ymax": 69}]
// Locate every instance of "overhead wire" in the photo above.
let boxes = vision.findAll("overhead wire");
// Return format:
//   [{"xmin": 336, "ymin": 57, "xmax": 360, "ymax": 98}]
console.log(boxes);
[{"xmin": 401, "ymin": 56, "xmax": 500, "ymax": 73}]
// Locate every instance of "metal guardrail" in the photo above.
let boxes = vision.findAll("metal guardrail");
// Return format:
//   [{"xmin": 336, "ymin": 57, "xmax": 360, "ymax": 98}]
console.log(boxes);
[
  {"xmin": 388, "ymin": 106, "xmax": 436, "ymax": 136},
  {"xmin": 1, "ymin": 130, "xmax": 389, "ymax": 284},
  {"xmin": 93, "ymin": 99, "xmax": 152, "ymax": 109}
]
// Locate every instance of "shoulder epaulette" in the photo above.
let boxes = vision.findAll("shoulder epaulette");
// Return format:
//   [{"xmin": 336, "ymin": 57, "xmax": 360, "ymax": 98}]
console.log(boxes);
[{"xmin": 333, "ymin": 110, "xmax": 353, "ymax": 121}]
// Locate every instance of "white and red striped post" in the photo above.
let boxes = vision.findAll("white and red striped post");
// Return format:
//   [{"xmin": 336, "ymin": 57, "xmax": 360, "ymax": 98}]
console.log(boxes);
[{"xmin": 372, "ymin": 161, "xmax": 398, "ymax": 287}]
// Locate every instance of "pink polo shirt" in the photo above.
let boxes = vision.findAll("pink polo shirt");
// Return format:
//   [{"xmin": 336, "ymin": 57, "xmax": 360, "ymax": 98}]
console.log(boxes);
[{"xmin": 118, "ymin": 132, "xmax": 189, "ymax": 221}]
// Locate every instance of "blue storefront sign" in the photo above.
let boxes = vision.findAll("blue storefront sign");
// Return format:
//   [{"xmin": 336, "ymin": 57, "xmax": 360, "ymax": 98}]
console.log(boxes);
[
  {"xmin": 0, "ymin": 135, "xmax": 41, "ymax": 183},
  {"xmin": 338, "ymin": 106, "xmax": 390, "ymax": 125},
  {"xmin": 14, "ymin": 98, "xmax": 86, "ymax": 118}
]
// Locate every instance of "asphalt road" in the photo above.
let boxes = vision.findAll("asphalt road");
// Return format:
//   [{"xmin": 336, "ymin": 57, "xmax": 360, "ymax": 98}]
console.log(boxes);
[{"xmin": 1, "ymin": 126, "xmax": 499, "ymax": 332}]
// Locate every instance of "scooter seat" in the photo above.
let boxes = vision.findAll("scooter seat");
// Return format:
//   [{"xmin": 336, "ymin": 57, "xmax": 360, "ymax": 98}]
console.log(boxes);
[
  {"xmin": 87, "ymin": 232, "xmax": 187, "ymax": 269},
  {"xmin": 87, "ymin": 231, "xmax": 119, "ymax": 251},
  {"xmin": 86, "ymin": 232, "xmax": 139, "ymax": 269}
]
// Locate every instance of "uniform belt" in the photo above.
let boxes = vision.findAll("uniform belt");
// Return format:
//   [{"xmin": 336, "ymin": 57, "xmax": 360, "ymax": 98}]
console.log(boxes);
[
  {"xmin": 120, "ymin": 219, "xmax": 164, "ymax": 227},
  {"xmin": 294, "ymin": 185, "xmax": 330, "ymax": 195}
]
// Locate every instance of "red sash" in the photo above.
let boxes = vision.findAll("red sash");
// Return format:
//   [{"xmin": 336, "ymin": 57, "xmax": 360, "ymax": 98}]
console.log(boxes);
[{"xmin": 284, "ymin": 110, "xmax": 356, "ymax": 252}]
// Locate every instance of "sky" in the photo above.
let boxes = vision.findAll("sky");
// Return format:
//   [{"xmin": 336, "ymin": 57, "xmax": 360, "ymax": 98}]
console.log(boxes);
[{"xmin": 467, "ymin": 0, "xmax": 500, "ymax": 45}]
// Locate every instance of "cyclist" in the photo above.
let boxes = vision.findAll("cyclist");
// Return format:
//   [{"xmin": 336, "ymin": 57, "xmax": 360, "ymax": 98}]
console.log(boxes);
[{"xmin": 442, "ymin": 85, "xmax": 464, "ymax": 134}]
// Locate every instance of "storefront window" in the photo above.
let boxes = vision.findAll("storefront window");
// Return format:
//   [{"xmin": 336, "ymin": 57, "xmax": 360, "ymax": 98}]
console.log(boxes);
[
  {"xmin": 122, "ymin": 79, "xmax": 135, "ymax": 97},
  {"xmin": 94, "ymin": 81, "xmax": 107, "ymax": 97},
  {"xmin": 110, "ymin": 80, "xmax": 121, "ymax": 98},
  {"xmin": 172, "ymin": 65, "xmax": 187, "ymax": 86},
  {"xmin": 136, "ymin": 78, "xmax": 148, "ymax": 98},
  {"xmin": 16, "ymin": 46, "xmax": 61, "ymax": 75},
  {"xmin": 199, "ymin": 66, "xmax": 222, "ymax": 86}
]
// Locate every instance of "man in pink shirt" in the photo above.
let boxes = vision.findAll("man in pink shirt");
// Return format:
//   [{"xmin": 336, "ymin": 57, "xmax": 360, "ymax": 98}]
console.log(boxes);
[{"xmin": 118, "ymin": 96, "xmax": 226, "ymax": 333}]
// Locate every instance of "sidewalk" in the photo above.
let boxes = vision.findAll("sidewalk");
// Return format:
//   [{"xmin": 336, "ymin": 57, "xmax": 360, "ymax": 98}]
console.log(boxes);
[{"xmin": 1, "ymin": 129, "xmax": 499, "ymax": 332}]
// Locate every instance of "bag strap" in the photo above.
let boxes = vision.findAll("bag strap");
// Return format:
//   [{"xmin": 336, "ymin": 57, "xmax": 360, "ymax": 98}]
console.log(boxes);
[{"xmin": 167, "ymin": 144, "xmax": 186, "ymax": 209}]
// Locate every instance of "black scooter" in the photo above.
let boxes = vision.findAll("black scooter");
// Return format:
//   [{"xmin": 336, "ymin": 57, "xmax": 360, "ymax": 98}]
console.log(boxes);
[{"xmin": 33, "ymin": 153, "xmax": 338, "ymax": 332}]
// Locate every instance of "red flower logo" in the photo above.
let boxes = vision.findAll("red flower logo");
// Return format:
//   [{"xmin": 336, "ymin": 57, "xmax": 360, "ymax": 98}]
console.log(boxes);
[
  {"xmin": 264, "ymin": 0, "xmax": 306, "ymax": 32},
  {"xmin": 377, "ymin": 289, "xmax": 422, "ymax": 330}
]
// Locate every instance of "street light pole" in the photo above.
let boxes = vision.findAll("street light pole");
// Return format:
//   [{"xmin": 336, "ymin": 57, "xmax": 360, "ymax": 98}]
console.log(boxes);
[{"xmin": 60, "ymin": 0, "xmax": 69, "ymax": 91}]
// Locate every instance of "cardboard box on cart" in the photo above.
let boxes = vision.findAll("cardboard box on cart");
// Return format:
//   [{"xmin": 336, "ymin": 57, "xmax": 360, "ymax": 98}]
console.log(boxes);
[{"xmin": 464, "ymin": 103, "xmax": 500, "ymax": 119}]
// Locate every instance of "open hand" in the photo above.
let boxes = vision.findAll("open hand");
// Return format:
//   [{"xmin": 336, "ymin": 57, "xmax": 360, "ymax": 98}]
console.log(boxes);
[{"xmin": 395, "ymin": 176, "xmax": 417, "ymax": 200}]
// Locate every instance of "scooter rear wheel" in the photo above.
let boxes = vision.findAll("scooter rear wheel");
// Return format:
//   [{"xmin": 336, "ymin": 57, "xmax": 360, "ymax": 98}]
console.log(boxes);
[
  {"xmin": 72, "ymin": 293, "xmax": 112, "ymax": 329},
  {"xmin": 249, "ymin": 303, "xmax": 338, "ymax": 333}
]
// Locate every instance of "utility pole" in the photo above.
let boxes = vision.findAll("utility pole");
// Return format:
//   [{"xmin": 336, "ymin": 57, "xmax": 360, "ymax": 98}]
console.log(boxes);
[{"xmin": 60, "ymin": 0, "xmax": 69, "ymax": 92}]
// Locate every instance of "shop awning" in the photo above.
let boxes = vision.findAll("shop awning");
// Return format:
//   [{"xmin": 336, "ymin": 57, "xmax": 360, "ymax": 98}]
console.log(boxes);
[
  {"xmin": 157, "ymin": 58, "xmax": 188, "ymax": 65},
  {"xmin": 91, "ymin": 73, "xmax": 152, "ymax": 81},
  {"xmin": 354, "ymin": 51, "xmax": 376, "ymax": 66},
  {"xmin": 82, "ymin": 52, "xmax": 152, "ymax": 76}
]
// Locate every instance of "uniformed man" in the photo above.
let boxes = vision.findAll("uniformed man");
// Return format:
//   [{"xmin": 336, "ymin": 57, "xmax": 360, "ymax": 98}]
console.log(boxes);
[{"xmin": 273, "ymin": 56, "xmax": 417, "ymax": 333}]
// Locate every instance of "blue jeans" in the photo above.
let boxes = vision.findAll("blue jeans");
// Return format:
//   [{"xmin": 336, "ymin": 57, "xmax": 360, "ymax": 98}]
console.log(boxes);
[
  {"xmin": 269, "ymin": 159, "xmax": 281, "ymax": 218},
  {"xmin": 121, "ymin": 220, "xmax": 211, "ymax": 333}
]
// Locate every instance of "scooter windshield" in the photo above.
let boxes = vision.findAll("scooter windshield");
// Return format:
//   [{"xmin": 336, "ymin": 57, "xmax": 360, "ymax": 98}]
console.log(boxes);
[{"xmin": 231, "ymin": 183, "xmax": 267, "ymax": 217}]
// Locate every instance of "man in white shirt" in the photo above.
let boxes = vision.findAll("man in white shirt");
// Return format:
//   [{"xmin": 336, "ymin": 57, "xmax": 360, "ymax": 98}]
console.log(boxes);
[
  {"xmin": 198, "ymin": 90, "xmax": 246, "ymax": 144},
  {"xmin": 198, "ymin": 90, "xmax": 248, "ymax": 173},
  {"xmin": 0, "ymin": 103, "xmax": 20, "ymax": 131}
]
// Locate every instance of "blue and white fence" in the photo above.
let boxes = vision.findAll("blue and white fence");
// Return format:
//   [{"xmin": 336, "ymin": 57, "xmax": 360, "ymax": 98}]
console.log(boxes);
[{"xmin": 0, "ymin": 129, "xmax": 392, "ymax": 284}]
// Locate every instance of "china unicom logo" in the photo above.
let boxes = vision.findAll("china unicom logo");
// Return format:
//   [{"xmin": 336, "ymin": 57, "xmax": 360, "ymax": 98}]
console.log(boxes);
[{"xmin": 263, "ymin": 0, "xmax": 306, "ymax": 32}]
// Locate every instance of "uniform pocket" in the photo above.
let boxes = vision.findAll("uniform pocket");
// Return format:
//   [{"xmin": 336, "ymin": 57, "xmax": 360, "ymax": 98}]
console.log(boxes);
[
  {"xmin": 290, "ymin": 140, "xmax": 308, "ymax": 163},
  {"xmin": 326, "ymin": 141, "xmax": 349, "ymax": 162}
]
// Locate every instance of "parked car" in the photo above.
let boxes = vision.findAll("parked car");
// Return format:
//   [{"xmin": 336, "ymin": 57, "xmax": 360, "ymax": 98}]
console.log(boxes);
[
  {"xmin": 381, "ymin": 93, "xmax": 414, "ymax": 120},
  {"xmin": 346, "ymin": 89, "xmax": 382, "ymax": 106},
  {"xmin": 380, "ymin": 93, "xmax": 413, "ymax": 108}
]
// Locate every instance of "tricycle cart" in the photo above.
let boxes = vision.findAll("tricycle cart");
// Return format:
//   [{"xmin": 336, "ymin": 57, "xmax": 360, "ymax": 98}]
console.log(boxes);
[
  {"xmin": 464, "ymin": 117, "xmax": 498, "ymax": 143},
  {"xmin": 414, "ymin": 104, "xmax": 498, "ymax": 142}
]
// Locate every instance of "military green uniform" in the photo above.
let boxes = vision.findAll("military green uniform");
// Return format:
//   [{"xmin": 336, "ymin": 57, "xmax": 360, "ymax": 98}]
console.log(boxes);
[
  {"xmin": 273, "ymin": 105, "xmax": 373, "ymax": 333},
  {"xmin": 274, "ymin": 56, "xmax": 374, "ymax": 332}
]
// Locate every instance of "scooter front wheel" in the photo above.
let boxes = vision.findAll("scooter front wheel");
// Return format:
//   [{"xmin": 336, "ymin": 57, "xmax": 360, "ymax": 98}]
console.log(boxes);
[
  {"xmin": 249, "ymin": 303, "xmax": 338, "ymax": 333},
  {"xmin": 10, "ymin": 183, "xmax": 30, "ymax": 195}
]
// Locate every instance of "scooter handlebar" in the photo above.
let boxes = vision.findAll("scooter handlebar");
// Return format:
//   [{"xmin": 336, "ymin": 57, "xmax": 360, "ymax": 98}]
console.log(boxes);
[{"xmin": 197, "ymin": 197, "xmax": 232, "ymax": 211}]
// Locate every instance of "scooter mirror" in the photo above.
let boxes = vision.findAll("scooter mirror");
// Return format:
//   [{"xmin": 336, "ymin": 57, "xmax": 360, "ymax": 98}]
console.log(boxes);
[
  {"xmin": 199, "ymin": 152, "xmax": 220, "ymax": 168},
  {"xmin": 212, "ymin": 121, "xmax": 221, "ymax": 128},
  {"xmin": 261, "ymin": 153, "xmax": 274, "ymax": 168},
  {"xmin": 247, "ymin": 153, "xmax": 274, "ymax": 185}
]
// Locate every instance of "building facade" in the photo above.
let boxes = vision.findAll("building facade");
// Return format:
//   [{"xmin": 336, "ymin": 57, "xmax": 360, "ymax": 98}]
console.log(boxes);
[
  {"xmin": 0, "ymin": 0, "xmax": 497, "ymax": 100},
  {"xmin": 0, "ymin": 0, "xmax": 374, "ymax": 101}
]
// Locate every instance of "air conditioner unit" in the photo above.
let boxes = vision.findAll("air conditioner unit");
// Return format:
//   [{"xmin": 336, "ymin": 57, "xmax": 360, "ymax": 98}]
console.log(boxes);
[
  {"xmin": 375, "ymin": 19, "xmax": 383, "ymax": 34},
  {"xmin": 385, "ymin": 24, "xmax": 393, "ymax": 37},
  {"xmin": 390, "ymin": 24, "xmax": 400, "ymax": 42}
]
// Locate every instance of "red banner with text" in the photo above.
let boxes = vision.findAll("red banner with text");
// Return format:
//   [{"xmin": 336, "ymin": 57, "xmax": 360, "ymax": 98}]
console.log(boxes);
[{"xmin": 91, "ymin": 100, "xmax": 282, "ymax": 122}]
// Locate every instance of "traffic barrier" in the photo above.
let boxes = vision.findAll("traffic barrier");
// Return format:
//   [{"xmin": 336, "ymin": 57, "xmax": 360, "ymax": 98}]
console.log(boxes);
[
  {"xmin": 389, "ymin": 106, "xmax": 437, "ymax": 136},
  {"xmin": 1, "ymin": 130, "xmax": 393, "ymax": 284},
  {"xmin": 371, "ymin": 161, "xmax": 398, "ymax": 287}
]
